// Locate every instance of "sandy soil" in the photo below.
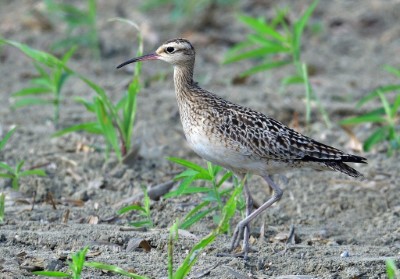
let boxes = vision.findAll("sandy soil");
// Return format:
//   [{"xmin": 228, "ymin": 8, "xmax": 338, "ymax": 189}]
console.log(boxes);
[{"xmin": 0, "ymin": 0, "xmax": 399, "ymax": 278}]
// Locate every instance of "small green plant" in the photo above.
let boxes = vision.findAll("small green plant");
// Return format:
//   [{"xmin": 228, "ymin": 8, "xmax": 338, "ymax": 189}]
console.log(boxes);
[
  {"xmin": 117, "ymin": 187, "xmax": 154, "ymax": 228},
  {"xmin": 44, "ymin": 0, "xmax": 100, "ymax": 58},
  {"xmin": 55, "ymin": 19, "xmax": 143, "ymax": 161},
  {"xmin": 340, "ymin": 66, "xmax": 400, "ymax": 156},
  {"xmin": 0, "ymin": 127, "xmax": 46, "ymax": 190},
  {"xmin": 168, "ymin": 180, "xmax": 243, "ymax": 278},
  {"xmin": 1, "ymin": 22, "xmax": 142, "ymax": 162},
  {"xmin": 33, "ymin": 246, "xmax": 147, "ymax": 279},
  {"xmin": 386, "ymin": 259, "xmax": 400, "ymax": 279},
  {"xmin": 11, "ymin": 47, "xmax": 76, "ymax": 127},
  {"xmin": 224, "ymin": 0, "xmax": 330, "ymax": 126},
  {"xmin": 164, "ymin": 157, "xmax": 244, "ymax": 230},
  {"xmin": 224, "ymin": 1, "xmax": 318, "ymax": 79}
]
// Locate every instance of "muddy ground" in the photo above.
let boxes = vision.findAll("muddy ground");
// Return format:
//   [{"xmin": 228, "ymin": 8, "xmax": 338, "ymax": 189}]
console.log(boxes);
[{"xmin": 0, "ymin": 0, "xmax": 399, "ymax": 278}]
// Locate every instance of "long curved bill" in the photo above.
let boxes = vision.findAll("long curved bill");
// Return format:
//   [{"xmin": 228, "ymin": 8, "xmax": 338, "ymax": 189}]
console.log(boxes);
[{"xmin": 116, "ymin": 53, "xmax": 159, "ymax": 69}]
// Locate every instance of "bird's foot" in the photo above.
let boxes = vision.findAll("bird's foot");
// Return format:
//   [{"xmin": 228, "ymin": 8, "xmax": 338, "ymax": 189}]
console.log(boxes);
[{"xmin": 226, "ymin": 220, "xmax": 251, "ymax": 260}]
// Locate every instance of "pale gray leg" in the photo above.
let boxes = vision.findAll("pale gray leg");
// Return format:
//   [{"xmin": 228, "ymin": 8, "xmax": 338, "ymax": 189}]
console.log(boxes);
[
  {"xmin": 230, "ymin": 174, "xmax": 283, "ymax": 254},
  {"xmin": 241, "ymin": 181, "xmax": 253, "ymax": 259}
]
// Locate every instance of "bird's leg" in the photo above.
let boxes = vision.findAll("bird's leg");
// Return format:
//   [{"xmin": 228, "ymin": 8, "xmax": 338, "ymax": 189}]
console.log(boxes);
[
  {"xmin": 241, "ymin": 181, "xmax": 254, "ymax": 259},
  {"xmin": 230, "ymin": 174, "xmax": 283, "ymax": 254}
]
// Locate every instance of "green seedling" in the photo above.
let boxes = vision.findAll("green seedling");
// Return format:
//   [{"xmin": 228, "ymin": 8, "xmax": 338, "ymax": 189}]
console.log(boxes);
[
  {"xmin": 55, "ymin": 19, "xmax": 143, "ymax": 161},
  {"xmin": 2, "ymin": 23, "xmax": 141, "ymax": 162},
  {"xmin": 224, "ymin": 1, "xmax": 318, "ymax": 79},
  {"xmin": 340, "ymin": 66, "xmax": 400, "ymax": 156},
  {"xmin": 165, "ymin": 157, "xmax": 244, "ymax": 230},
  {"xmin": 44, "ymin": 0, "xmax": 100, "ymax": 58},
  {"xmin": 11, "ymin": 47, "xmax": 76, "ymax": 127},
  {"xmin": 386, "ymin": 259, "xmax": 400, "ymax": 279},
  {"xmin": 168, "ymin": 180, "xmax": 243, "ymax": 279},
  {"xmin": 224, "ymin": 0, "xmax": 330, "ymax": 126},
  {"xmin": 0, "ymin": 127, "xmax": 46, "ymax": 190},
  {"xmin": 33, "ymin": 246, "xmax": 147, "ymax": 279},
  {"xmin": 117, "ymin": 187, "xmax": 154, "ymax": 228},
  {"xmin": 0, "ymin": 193, "xmax": 5, "ymax": 223}
]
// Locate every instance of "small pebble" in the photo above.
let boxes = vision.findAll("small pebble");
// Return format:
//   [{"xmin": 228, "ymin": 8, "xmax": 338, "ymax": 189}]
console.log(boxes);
[{"xmin": 340, "ymin": 250, "xmax": 350, "ymax": 258}]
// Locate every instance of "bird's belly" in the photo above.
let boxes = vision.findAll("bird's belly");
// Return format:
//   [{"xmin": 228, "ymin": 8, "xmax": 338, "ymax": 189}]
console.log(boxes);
[{"xmin": 185, "ymin": 129, "xmax": 265, "ymax": 173}]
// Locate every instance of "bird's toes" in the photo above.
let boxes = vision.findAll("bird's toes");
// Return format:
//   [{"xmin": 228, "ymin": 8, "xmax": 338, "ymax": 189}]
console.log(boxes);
[{"xmin": 230, "ymin": 221, "xmax": 246, "ymax": 251}]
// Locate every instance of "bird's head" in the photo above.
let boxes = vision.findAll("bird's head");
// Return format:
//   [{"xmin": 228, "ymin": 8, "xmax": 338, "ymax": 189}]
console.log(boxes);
[{"xmin": 117, "ymin": 38, "xmax": 195, "ymax": 69}]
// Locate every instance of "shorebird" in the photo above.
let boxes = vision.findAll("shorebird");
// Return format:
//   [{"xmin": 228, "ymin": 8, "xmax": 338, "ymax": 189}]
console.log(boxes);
[{"xmin": 117, "ymin": 38, "xmax": 367, "ymax": 259}]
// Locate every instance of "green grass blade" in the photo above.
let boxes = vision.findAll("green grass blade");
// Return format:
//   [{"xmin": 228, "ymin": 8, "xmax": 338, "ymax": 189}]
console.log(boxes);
[
  {"xmin": 117, "ymin": 204, "xmax": 146, "ymax": 215},
  {"xmin": 0, "ymin": 39, "xmax": 67, "ymax": 68},
  {"xmin": 62, "ymin": 46, "xmax": 77, "ymax": 63},
  {"xmin": 15, "ymin": 160, "xmax": 25, "ymax": 173},
  {"xmin": 32, "ymin": 271, "xmax": 70, "ymax": 277},
  {"xmin": 238, "ymin": 15, "xmax": 285, "ymax": 42},
  {"xmin": 32, "ymin": 77, "xmax": 54, "ymax": 89},
  {"xmin": 224, "ymin": 46, "xmax": 289, "ymax": 64},
  {"xmin": 85, "ymin": 262, "xmax": 149, "ymax": 279},
  {"xmin": 0, "ymin": 173, "xmax": 14, "ymax": 179},
  {"xmin": 293, "ymin": 0, "xmax": 319, "ymax": 61},
  {"xmin": 281, "ymin": 75, "xmax": 304, "ymax": 86},
  {"xmin": 247, "ymin": 34, "xmax": 284, "ymax": 48},
  {"xmin": 0, "ymin": 126, "xmax": 16, "ymax": 151},
  {"xmin": 385, "ymin": 259, "xmax": 399, "ymax": 279},
  {"xmin": 168, "ymin": 221, "xmax": 179, "ymax": 278},
  {"xmin": 384, "ymin": 65, "xmax": 400, "ymax": 77},
  {"xmin": 53, "ymin": 122, "xmax": 102, "ymax": 137},
  {"xmin": 12, "ymin": 177, "xmax": 19, "ymax": 190},
  {"xmin": 74, "ymin": 97, "xmax": 96, "ymax": 113},
  {"xmin": 0, "ymin": 162, "xmax": 14, "ymax": 173},
  {"xmin": 12, "ymin": 98, "xmax": 55, "ymax": 108},
  {"xmin": 164, "ymin": 176, "xmax": 196, "ymax": 198},
  {"xmin": 130, "ymin": 220, "xmax": 152, "ymax": 227},
  {"xmin": 216, "ymin": 171, "xmax": 233, "ymax": 188},
  {"xmin": 19, "ymin": 169, "xmax": 46, "ymax": 177},
  {"xmin": 240, "ymin": 60, "xmax": 290, "ymax": 77},
  {"xmin": 339, "ymin": 114, "xmax": 386, "ymax": 125},
  {"xmin": 12, "ymin": 87, "xmax": 52, "ymax": 97},
  {"xmin": 69, "ymin": 246, "xmax": 88, "ymax": 278},
  {"xmin": 364, "ymin": 127, "xmax": 388, "ymax": 151},
  {"xmin": 168, "ymin": 157, "xmax": 211, "ymax": 178},
  {"xmin": 357, "ymin": 85, "xmax": 400, "ymax": 107},
  {"xmin": 180, "ymin": 206, "xmax": 215, "ymax": 230},
  {"xmin": 33, "ymin": 62, "xmax": 51, "ymax": 80},
  {"xmin": 173, "ymin": 233, "xmax": 217, "ymax": 279},
  {"xmin": 174, "ymin": 169, "xmax": 200, "ymax": 179},
  {"xmin": 180, "ymin": 187, "xmax": 210, "ymax": 194},
  {"xmin": 377, "ymin": 90, "xmax": 392, "ymax": 120},
  {"xmin": 94, "ymin": 97, "xmax": 121, "ymax": 160},
  {"xmin": 56, "ymin": 71, "xmax": 71, "ymax": 96},
  {"xmin": 223, "ymin": 41, "xmax": 252, "ymax": 63},
  {"xmin": 0, "ymin": 193, "xmax": 5, "ymax": 223},
  {"xmin": 391, "ymin": 94, "xmax": 400, "ymax": 119},
  {"xmin": 78, "ymin": 75, "xmax": 123, "ymax": 131}
]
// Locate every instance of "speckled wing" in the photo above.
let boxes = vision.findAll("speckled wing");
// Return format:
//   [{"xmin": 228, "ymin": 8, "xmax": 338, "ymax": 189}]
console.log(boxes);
[{"xmin": 217, "ymin": 103, "xmax": 366, "ymax": 164}]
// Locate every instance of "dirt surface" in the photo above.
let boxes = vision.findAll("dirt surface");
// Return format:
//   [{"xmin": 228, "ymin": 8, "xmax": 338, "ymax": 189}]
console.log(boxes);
[{"xmin": 1, "ymin": 0, "xmax": 400, "ymax": 278}]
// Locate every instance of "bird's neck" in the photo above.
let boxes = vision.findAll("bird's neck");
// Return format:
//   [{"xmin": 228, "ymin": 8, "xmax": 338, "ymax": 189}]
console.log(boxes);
[{"xmin": 173, "ymin": 62, "xmax": 197, "ymax": 101}]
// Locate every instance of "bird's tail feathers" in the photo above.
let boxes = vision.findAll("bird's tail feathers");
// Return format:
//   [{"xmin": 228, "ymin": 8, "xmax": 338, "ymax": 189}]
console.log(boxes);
[{"xmin": 324, "ymin": 161, "xmax": 364, "ymax": 178}]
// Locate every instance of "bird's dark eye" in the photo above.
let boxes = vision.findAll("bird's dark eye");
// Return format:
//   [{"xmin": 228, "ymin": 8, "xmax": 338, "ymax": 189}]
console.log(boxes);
[{"xmin": 166, "ymin": 47, "xmax": 175, "ymax": 53}]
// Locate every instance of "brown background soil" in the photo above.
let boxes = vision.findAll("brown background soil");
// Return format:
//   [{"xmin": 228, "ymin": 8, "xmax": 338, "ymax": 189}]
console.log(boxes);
[{"xmin": 0, "ymin": 0, "xmax": 399, "ymax": 278}]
